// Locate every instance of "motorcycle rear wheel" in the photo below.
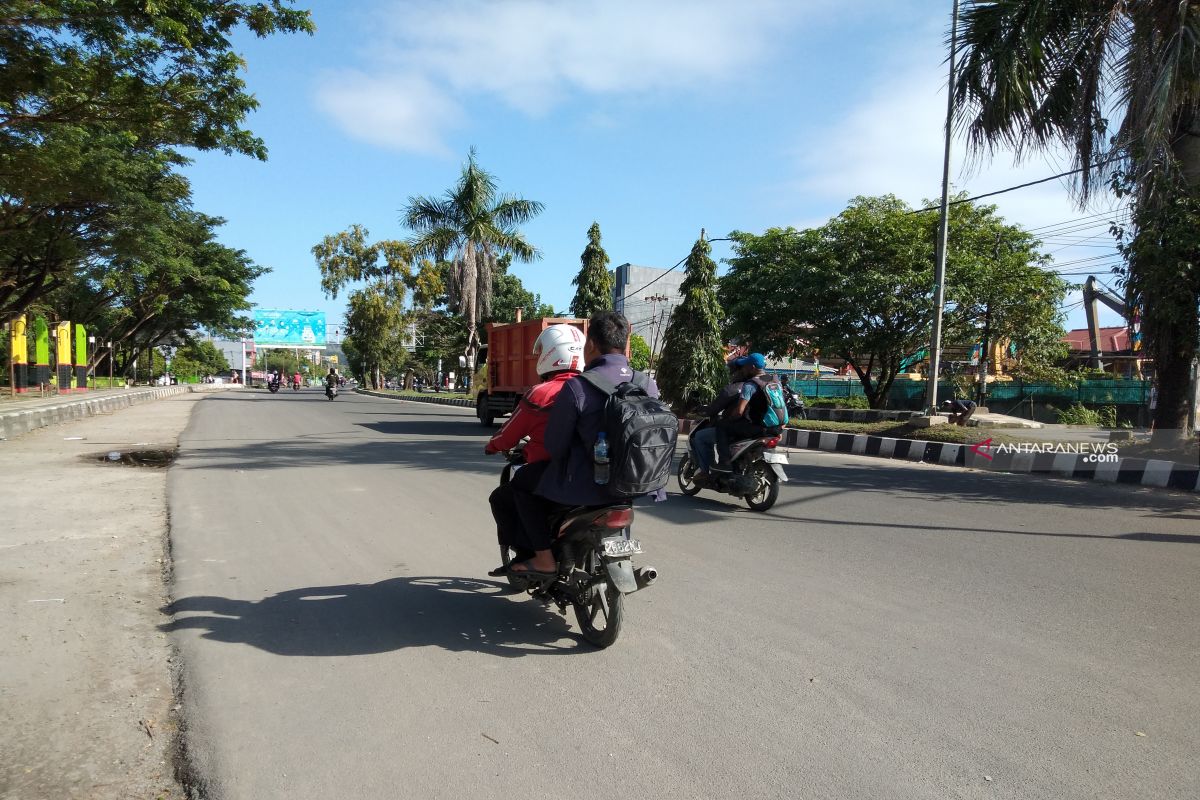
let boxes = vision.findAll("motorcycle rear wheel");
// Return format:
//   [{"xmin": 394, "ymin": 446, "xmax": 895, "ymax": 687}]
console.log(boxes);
[
  {"xmin": 744, "ymin": 462, "xmax": 779, "ymax": 512},
  {"xmin": 676, "ymin": 454, "xmax": 702, "ymax": 496},
  {"xmin": 573, "ymin": 553, "xmax": 623, "ymax": 648}
]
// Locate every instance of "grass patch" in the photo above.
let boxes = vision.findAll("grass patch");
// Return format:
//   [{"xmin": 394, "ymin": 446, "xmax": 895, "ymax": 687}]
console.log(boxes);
[
  {"xmin": 377, "ymin": 389, "xmax": 472, "ymax": 401},
  {"xmin": 1113, "ymin": 438, "xmax": 1199, "ymax": 466}
]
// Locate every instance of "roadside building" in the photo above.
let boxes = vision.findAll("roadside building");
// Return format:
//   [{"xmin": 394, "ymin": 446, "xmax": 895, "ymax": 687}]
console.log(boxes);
[{"xmin": 611, "ymin": 263, "xmax": 685, "ymax": 356}]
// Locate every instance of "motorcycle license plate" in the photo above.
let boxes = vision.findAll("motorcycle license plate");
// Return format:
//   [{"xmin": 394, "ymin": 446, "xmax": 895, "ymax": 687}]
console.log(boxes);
[
  {"xmin": 763, "ymin": 452, "xmax": 789, "ymax": 464},
  {"xmin": 602, "ymin": 537, "xmax": 642, "ymax": 557}
]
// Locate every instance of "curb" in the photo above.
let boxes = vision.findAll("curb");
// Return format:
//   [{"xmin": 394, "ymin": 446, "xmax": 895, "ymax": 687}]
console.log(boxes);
[
  {"xmin": 355, "ymin": 388, "xmax": 476, "ymax": 409},
  {"xmin": 780, "ymin": 427, "xmax": 1200, "ymax": 494},
  {"xmin": 0, "ymin": 385, "xmax": 238, "ymax": 441}
]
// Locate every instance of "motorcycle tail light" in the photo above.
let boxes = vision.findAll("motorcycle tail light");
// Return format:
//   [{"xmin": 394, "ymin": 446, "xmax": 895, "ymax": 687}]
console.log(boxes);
[
  {"xmin": 764, "ymin": 437, "xmax": 780, "ymax": 448},
  {"xmin": 600, "ymin": 507, "xmax": 634, "ymax": 528}
]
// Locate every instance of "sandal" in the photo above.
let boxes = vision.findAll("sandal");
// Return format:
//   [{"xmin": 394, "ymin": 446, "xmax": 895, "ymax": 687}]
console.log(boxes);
[{"xmin": 507, "ymin": 559, "xmax": 557, "ymax": 580}]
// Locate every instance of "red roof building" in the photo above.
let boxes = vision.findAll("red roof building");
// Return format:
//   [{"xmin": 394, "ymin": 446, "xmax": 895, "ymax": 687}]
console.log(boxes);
[{"xmin": 1064, "ymin": 327, "xmax": 1131, "ymax": 353}]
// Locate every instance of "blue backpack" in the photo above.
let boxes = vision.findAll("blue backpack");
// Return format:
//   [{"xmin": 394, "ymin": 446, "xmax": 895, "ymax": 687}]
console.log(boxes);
[{"xmin": 749, "ymin": 375, "xmax": 790, "ymax": 429}]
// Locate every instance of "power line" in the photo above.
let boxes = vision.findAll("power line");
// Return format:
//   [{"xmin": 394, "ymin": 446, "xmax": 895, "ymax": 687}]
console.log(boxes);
[{"xmin": 905, "ymin": 157, "xmax": 1124, "ymax": 215}]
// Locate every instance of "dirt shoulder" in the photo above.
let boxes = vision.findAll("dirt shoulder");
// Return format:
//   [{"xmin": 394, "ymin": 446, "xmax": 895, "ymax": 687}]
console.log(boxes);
[{"xmin": 0, "ymin": 395, "xmax": 203, "ymax": 800}]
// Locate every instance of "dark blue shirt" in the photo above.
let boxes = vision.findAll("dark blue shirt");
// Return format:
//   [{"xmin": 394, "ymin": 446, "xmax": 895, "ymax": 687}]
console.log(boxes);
[{"xmin": 537, "ymin": 354, "xmax": 661, "ymax": 506}]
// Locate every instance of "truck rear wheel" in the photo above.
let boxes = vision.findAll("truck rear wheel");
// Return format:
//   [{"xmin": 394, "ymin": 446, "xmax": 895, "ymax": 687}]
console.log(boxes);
[{"xmin": 477, "ymin": 395, "xmax": 495, "ymax": 427}]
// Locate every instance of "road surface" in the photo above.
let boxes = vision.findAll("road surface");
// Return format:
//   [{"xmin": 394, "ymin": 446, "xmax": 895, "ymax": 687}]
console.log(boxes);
[{"xmin": 166, "ymin": 389, "xmax": 1200, "ymax": 799}]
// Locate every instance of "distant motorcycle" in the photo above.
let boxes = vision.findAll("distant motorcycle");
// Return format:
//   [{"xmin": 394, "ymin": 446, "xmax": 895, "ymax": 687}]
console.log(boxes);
[
  {"xmin": 267, "ymin": 377, "xmax": 281, "ymax": 394},
  {"xmin": 677, "ymin": 419, "xmax": 788, "ymax": 511},
  {"xmin": 325, "ymin": 383, "xmax": 338, "ymax": 400},
  {"xmin": 292, "ymin": 380, "xmax": 301, "ymax": 392},
  {"xmin": 782, "ymin": 383, "xmax": 806, "ymax": 420}
]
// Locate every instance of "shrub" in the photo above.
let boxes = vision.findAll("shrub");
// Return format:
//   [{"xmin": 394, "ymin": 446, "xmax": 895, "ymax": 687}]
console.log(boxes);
[
  {"xmin": 1057, "ymin": 403, "xmax": 1101, "ymax": 426},
  {"xmin": 809, "ymin": 395, "xmax": 870, "ymax": 410}
]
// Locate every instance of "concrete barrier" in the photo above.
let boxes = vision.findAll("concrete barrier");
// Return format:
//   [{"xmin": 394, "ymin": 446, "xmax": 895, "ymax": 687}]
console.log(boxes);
[
  {"xmin": 0, "ymin": 385, "xmax": 237, "ymax": 441},
  {"xmin": 355, "ymin": 388, "xmax": 475, "ymax": 409}
]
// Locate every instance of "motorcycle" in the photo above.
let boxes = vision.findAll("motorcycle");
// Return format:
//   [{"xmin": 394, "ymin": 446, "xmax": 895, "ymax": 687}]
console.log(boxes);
[
  {"xmin": 292, "ymin": 380, "xmax": 301, "ymax": 392},
  {"xmin": 267, "ymin": 377, "xmax": 281, "ymax": 394},
  {"xmin": 325, "ymin": 383, "xmax": 338, "ymax": 400},
  {"xmin": 676, "ymin": 418, "xmax": 789, "ymax": 511},
  {"xmin": 495, "ymin": 448, "xmax": 657, "ymax": 648},
  {"xmin": 782, "ymin": 382, "xmax": 806, "ymax": 420}
]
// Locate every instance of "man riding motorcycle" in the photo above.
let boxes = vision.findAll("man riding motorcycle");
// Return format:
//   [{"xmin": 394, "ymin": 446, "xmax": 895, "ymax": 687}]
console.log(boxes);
[
  {"xmin": 692, "ymin": 359, "xmax": 751, "ymax": 481},
  {"xmin": 713, "ymin": 353, "xmax": 780, "ymax": 472},
  {"xmin": 485, "ymin": 324, "xmax": 585, "ymax": 576}
]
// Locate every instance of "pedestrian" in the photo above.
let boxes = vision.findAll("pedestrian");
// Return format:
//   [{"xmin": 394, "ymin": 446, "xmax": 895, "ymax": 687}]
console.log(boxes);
[{"xmin": 942, "ymin": 397, "xmax": 977, "ymax": 426}]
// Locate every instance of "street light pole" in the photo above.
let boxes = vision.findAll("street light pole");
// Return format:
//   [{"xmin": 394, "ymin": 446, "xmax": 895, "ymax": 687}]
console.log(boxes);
[{"xmin": 924, "ymin": 0, "xmax": 961, "ymax": 416}]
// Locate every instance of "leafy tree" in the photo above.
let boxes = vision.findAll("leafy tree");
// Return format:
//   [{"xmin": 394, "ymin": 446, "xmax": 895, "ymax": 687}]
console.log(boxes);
[
  {"xmin": 656, "ymin": 233, "xmax": 726, "ymax": 411},
  {"xmin": 720, "ymin": 196, "xmax": 1062, "ymax": 408},
  {"xmin": 628, "ymin": 333, "xmax": 651, "ymax": 372},
  {"xmin": 312, "ymin": 225, "xmax": 412, "ymax": 389},
  {"xmin": 569, "ymin": 222, "xmax": 613, "ymax": 317},
  {"xmin": 952, "ymin": 0, "xmax": 1200, "ymax": 442},
  {"xmin": 172, "ymin": 340, "xmax": 230, "ymax": 379},
  {"xmin": 491, "ymin": 256, "xmax": 554, "ymax": 324},
  {"xmin": 403, "ymin": 147, "xmax": 543, "ymax": 372},
  {"xmin": 0, "ymin": 1, "xmax": 314, "ymax": 157}
]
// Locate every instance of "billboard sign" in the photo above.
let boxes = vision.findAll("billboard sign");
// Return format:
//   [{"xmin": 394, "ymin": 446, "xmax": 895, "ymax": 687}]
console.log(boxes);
[{"xmin": 253, "ymin": 309, "xmax": 326, "ymax": 349}]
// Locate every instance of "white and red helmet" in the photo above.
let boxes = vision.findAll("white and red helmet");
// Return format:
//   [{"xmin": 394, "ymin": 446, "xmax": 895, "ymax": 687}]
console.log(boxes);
[{"xmin": 533, "ymin": 324, "xmax": 585, "ymax": 377}]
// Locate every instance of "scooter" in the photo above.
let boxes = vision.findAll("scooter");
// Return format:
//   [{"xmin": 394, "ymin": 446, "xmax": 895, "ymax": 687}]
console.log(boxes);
[
  {"xmin": 782, "ymin": 383, "xmax": 806, "ymax": 420},
  {"xmin": 292, "ymin": 380, "xmax": 301, "ymax": 392},
  {"xmin": 267, "ymin": 377, "xmax": 281, "ymax": 394},
  {"xmin": 325, "ymin": 383, "xmax": 338, "ymax": 400},
  {"xmin": 494, "ymin": 447, "xmax": 657, "ymax": 648},
  {"xmin": 677, "ymin": 419, "xmax": 788, "ymax": 511}
]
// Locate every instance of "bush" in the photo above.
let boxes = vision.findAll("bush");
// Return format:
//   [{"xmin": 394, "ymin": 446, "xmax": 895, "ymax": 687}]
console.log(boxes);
[
  {"xmin": 809, "ymin": 395, "xmax": 870, "ymax": 410},
  {"xmin": 1057, "ymin": 403, "xmax": 1101, "ymax": 426}
]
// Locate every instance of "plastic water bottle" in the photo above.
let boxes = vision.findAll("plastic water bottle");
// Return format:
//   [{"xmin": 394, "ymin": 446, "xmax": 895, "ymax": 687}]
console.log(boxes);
[{"xmin": 593, "ymin": 432, "xmax": 610, "ymax": 485}]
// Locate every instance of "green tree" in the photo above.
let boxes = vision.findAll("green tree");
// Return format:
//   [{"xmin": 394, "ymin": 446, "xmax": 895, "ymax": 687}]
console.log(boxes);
[
  {"xmin": 569, "ymin": 222, "xmax": 613, "ymax": 317},
  {"xmin": 491, "ymin": 256, "xmax": 554, "ymax": 323},
  {"xmin": 656, "ymin": 233, "xmax": 726, "ymax": 411},
  {"xmin": 402, "ymin": 147, "xmax": 543, "ymax": 371},
  {"xmin": 720, "ymin": 196, "xmax": 1062, "ymax": 408},
  {"xmin": 952, "ymin": 0, "xmax": 1200, "ymax": 443},
  {"xmin": 628, "ymin": 333, "xmax": 651, "ymax": 372},
  {"xmin": 172, "ymin": 340, "xmax": 230, "ymax": 379},
  {"xmin": 312, "ymin": 225, "xmax": 412, "ymax": 389},
  {"xmin": 0, "ymin": 1, "xmax": 314, "ymax": 157}
]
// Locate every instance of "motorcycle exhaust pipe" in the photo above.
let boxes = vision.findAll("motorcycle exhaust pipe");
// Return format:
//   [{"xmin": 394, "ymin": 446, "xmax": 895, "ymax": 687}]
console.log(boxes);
[{"xmin": 634, "ymin": 566, "xmax": 658, "ymax": 590}]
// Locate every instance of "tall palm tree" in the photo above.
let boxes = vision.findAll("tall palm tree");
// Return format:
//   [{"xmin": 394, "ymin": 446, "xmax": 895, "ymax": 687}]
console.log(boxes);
[
  {"xmin": 402, "ymin": 148, "xmax": 544, "ymax": 372},
  {"xmin": 952, "ymin": 0, "xmax": 1200, "ymax": 444}
]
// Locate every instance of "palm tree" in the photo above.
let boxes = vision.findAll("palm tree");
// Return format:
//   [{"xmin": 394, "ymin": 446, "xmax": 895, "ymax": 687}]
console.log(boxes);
[
  {"xmin": 952, "ymin": 1, "xmax": 1200, "ymax": 445},
  {"xmin": 402, "ymin": 148, "xmax": 544, "ymax": 372}
]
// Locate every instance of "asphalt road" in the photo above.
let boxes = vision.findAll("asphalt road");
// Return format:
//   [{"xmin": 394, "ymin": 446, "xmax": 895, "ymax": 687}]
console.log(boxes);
[{"xmin": 167, "ymin": 389, "xmax": 1200, "ymax": 800}]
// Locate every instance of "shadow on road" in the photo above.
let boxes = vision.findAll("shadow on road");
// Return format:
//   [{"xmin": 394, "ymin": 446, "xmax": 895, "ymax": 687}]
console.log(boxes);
[{"xmin": 161, "ymin": 577, "xmax": 590, "ymax": 657}]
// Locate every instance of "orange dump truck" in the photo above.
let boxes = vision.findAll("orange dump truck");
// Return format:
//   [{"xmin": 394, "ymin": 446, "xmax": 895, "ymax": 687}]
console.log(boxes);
[{"xmin": 475, "ymin": 317, "xmax": 588, "ymax": 426}]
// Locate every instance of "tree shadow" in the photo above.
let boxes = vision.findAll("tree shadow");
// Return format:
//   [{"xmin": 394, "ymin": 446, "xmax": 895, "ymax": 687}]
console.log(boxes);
[{"xmin": 161, "ymin": 577, "xmax": 590, "ymax": 657}]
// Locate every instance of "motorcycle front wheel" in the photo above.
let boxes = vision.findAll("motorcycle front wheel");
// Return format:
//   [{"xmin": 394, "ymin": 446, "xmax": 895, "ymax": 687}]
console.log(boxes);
[
  {"xmin": 573, "ymin": 552, "xmax": 623, "ymax": 648},
  {"xmin": 744, "ymin": 462, "xmax": 780, "ymax": 512},
  {"xmin": 676, "ymin": 454, "xmax": 702, "ymax": 496}
]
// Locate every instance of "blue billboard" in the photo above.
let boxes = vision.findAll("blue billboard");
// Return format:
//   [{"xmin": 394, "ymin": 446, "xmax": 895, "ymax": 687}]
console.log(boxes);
[{"xmin": 253, "ymin": 309, "xmax": 327, "ymax": 349}]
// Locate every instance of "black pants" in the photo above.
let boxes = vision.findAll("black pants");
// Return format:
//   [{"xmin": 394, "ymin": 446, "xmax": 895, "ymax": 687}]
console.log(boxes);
[
  {"xmin": 488, "ymin": 460, "xmax": 552, "ymax": 555},
  {"xmin": 715, "ymin": 418, "xmax": 767, "ymax": 467}
]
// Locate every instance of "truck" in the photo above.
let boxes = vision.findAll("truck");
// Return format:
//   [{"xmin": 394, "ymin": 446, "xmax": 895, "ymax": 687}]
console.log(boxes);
[{"xmin": 474, "ymin": 316, "xmax": 589, "ymax": 427}]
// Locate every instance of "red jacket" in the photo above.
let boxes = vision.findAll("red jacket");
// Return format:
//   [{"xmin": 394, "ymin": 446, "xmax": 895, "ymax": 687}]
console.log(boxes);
[{"xmin": 485, "ymin": 371, "xmax": 578, "ymax": 463}]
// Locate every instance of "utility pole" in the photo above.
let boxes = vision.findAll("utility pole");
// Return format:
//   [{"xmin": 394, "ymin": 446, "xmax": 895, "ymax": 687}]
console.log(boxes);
[
  {"xmin": 643, "ymin": 294, "xmax": 670, "ymax": 371},
  {"xmin": 924, "ymin": 0, "xmax": 960, "ymax": 418}
]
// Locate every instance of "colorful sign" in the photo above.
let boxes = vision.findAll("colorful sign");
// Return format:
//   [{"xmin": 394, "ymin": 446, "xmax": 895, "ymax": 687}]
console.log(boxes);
[{"xmin": 253, "ymin": 309, "xmax": 326, "ymax": 349}]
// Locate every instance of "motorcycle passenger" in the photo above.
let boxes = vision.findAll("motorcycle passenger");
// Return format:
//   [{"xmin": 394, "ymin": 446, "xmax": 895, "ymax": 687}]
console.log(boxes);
[
  {"xmin": 506, "ymin": 311, "xmax": 662, "ymax": 578},
  {"xmin": 692, "ymin": 360, "xmax": 751, "ymax": 481},
  {"xmin": 712, "ymin": 353, "xmax": 779, "ymax": 472},
  {"xmin": 485, "ymin": 324, "xmax": 586, "ymax": 575}
]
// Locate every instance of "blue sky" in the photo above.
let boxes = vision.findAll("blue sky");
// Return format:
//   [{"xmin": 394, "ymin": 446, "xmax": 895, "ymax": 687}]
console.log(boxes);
[{"xmin": 183, "ymin": 0, "xmax": 1127, "ymax": 336}]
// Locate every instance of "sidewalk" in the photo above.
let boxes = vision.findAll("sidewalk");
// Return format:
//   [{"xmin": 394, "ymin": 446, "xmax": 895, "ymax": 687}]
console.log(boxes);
[
  {"xmin": 0, "ymin": 385, "xmax": 238, "ymax": 441},
  {"xmin": 0, "ymin": 394, "xmax": 203, "ymax": 799}
]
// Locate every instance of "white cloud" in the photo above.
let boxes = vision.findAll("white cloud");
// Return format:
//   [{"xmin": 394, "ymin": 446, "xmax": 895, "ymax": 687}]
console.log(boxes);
[
  {"xmin": 314, "ymin": 70, "xmax": 462, "ymax": 155},
  {"xmin": 317, "ymin": 0, "xmax": 817, "ymax": 151},
  {"xmin": 795, "ymin": 55, "xmax": 1130, "ymax": 328}
]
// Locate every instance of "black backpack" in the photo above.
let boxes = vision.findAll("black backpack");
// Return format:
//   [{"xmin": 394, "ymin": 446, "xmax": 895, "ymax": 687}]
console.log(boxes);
[{"xmin": 580, "ymin": 371, "xmax": 678, "ymax": 498}]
